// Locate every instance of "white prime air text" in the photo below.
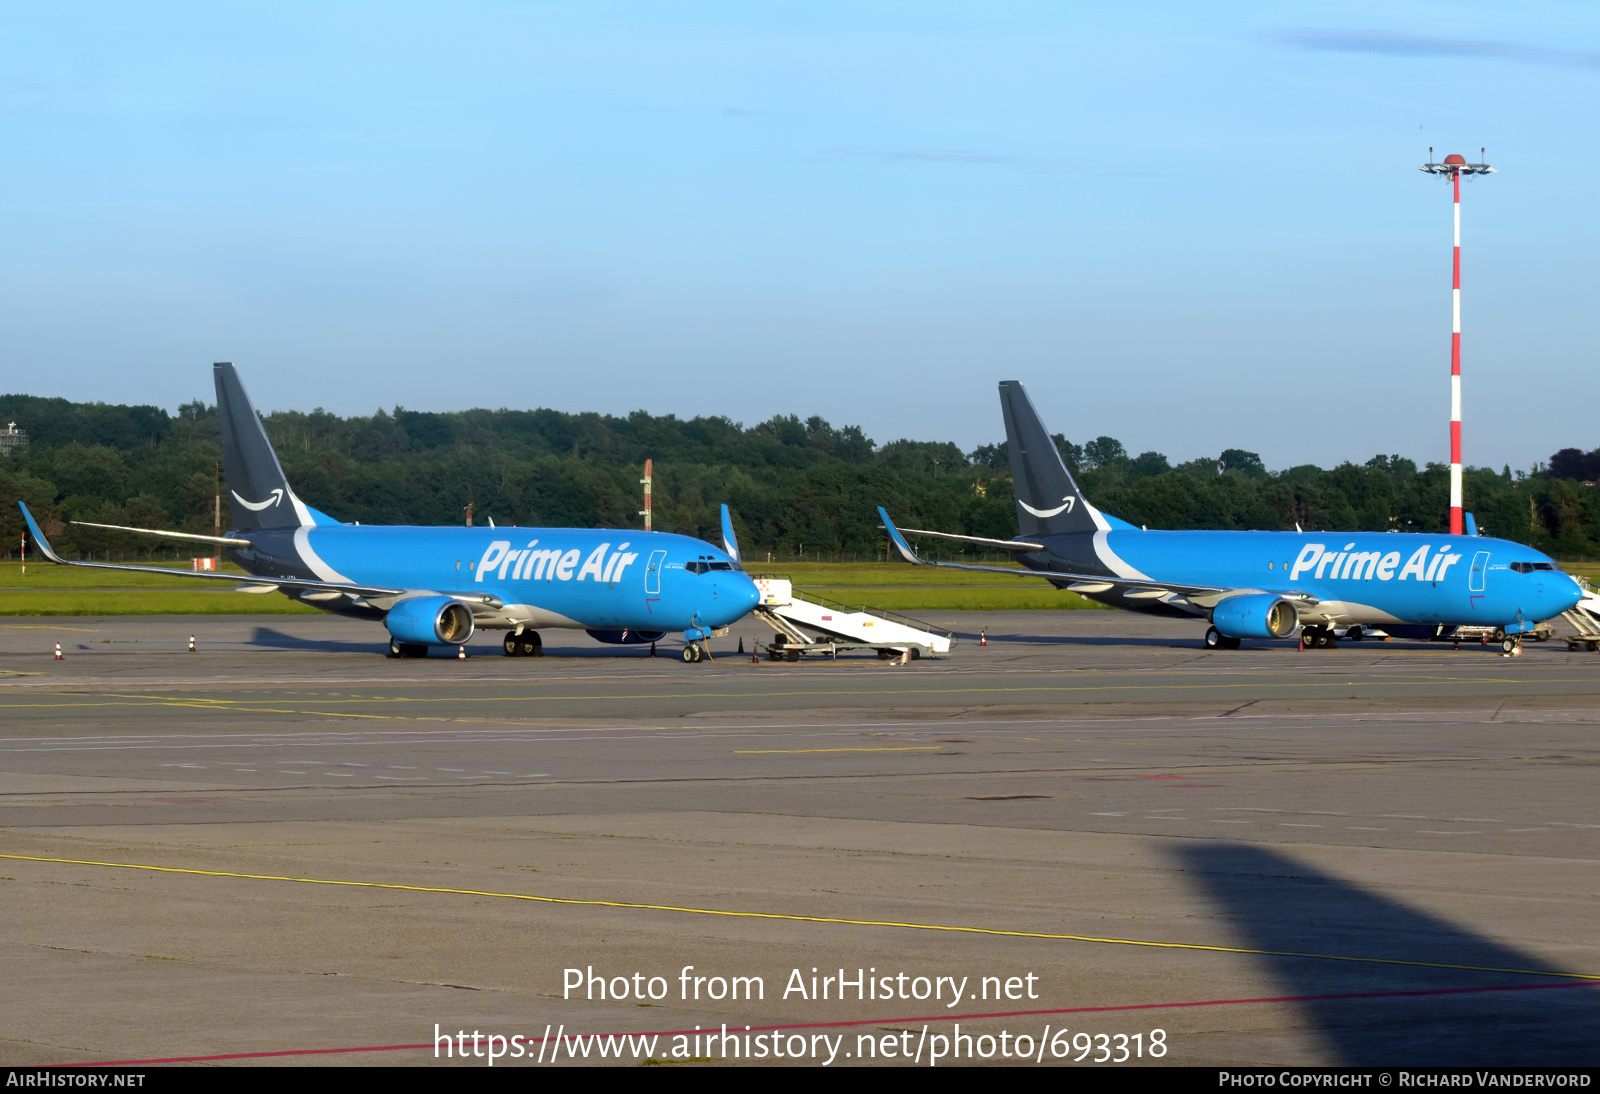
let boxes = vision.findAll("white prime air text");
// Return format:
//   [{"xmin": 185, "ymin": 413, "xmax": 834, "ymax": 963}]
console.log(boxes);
[
  {"xmin": 1290, "ymin": 542, "xmax": 1461, "ymax": 584},
  {"xmin": 474, "ymin": 541, "xmax": 638, "ymax": 584},
  {"xmin": 563, "ymin": 966, "xmax": 1040, "ymax": 1007}
]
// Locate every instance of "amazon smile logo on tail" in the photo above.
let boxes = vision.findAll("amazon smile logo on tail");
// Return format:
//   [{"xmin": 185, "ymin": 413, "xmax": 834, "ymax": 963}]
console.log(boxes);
[
  {"xmin": 1020, "ymin": 496, "xmax": 1075, "ymax": 518},
  {"xmin": 231, "ymin": 489, "xmax": 284, "ymax": 511}
]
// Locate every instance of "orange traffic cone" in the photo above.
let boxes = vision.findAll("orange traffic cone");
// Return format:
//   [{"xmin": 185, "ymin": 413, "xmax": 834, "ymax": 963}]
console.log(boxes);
[
  {"xmin": 188, "ymin": 635, "xmax": 196, "ymax": 653},
  {"xmin": 53, "ymin": 642, "xmax": 62, "ymax": 660},
  {"xmin": 980, "ymin": 629, "xmax": 987, "ymax": 647},
  {"xmin": 457, "ymin": 645, "xmax": 466, "ymax": 660}
]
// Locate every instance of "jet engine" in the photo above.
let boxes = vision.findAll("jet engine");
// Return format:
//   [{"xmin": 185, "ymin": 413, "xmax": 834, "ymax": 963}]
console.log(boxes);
[
  {"xmin": 385, "ymin": 596, "xmax": 476, "ymax": 646},
  {"xmin": 1211, "ymin": 593, "xmax": 1299, "ymax": 639}
]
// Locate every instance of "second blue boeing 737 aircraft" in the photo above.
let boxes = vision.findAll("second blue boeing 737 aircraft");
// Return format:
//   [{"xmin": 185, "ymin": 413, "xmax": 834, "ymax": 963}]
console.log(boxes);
[
  {"xmin": 881, "ymin": 382, "xmax": 1582, "ymax": 653},
  {"xmin": 19, "ymin": 363, "xmax": 760, "ymax": 661}
]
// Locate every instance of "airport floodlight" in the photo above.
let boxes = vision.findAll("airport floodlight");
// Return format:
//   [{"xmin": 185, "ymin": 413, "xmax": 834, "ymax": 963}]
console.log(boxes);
[{"xmin": 1419, "ymin": 148, "xmax": 1495, "ymax": 537}]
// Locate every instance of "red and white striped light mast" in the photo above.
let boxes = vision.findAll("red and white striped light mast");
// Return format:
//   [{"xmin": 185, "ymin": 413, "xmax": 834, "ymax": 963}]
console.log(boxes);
[{"xmin": 1420, "ymin": 148, "xmax": 1494, "ymax": 536}]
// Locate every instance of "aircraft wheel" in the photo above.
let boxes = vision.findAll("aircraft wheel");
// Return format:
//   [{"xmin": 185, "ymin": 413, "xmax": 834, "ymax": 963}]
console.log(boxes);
[
  {"xmin": 517, "ymin": 633, "xmax": 542, "ymax": 657},
  {"xmin": 1347, "ymin": 626, "xmax": 1363, "ymax": 642},
  {"xmin": 785, "ymin": 649, "xmax": 800, "ymax": 662},
  {"xmin": 681, "ymin": 645, "xmax": 697, "ymax": 663},
  {"xmin": 503, "ymin": 633, "xmax": 520, "ymax": 657},
  {"xmin": 1493, "ymin": 628, "xmax": 1506, "ymax": 642},
  {"xmin": 389, "ymin": 637, "xmax": 404, "ymax": 659},
  {"xmin": 1204, "ymin": 627, "xmax": 1224, "ymax": 650},
  {"xmin": 1535, "ymin": 631, "xmax": 1550, "ymax": 642},
  {"xmin": 1317, "ymin": 632, "xmax": 1336, "ymax": 649},
  {"xmin": 1501, "ymin": 636, "xmax": 1519, "ymax": 654}
]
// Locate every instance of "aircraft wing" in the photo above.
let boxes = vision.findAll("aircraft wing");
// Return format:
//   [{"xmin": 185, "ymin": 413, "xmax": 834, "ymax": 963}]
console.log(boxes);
[
  {"xmin": 17, "ymin": 502, "xmax": 450, "ymax": 603},
  {"xmin": 70, "ymin": 520, "xmax": 254, "ymax": 549},
  {"xmin": 878, "ymin": 505, "xmax": 1267, "ymax": 603}
]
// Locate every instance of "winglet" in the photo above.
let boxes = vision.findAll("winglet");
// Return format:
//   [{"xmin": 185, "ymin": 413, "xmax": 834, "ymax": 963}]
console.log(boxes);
[
  {"xmin": 17, "ymin": 503, "xmax": 66, "ymax": 564},
  {"xmin": 878, "ymin": 506, "xmax": 927, "ymax": 565},
  {"xmin": 720, "ymin": 503, "xmax": 741, "ymax": 563}
]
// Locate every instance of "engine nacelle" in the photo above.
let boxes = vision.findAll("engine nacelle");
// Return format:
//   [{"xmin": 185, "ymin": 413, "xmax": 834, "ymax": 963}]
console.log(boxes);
[
  {"xmin": 385, "ymin": 596, "xmax": 476, "ymax": 646},
  {"xmin": 1211, "ymin": 593, "xmax": 1299, "ymax": 640},
  {"xmin": 586, "ymin": 629, "xmax": 667, "ymax": 645}
]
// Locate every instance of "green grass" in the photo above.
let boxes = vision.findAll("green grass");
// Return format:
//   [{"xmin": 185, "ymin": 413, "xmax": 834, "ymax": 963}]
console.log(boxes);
[
  {"xmin": 0, "ymin": 559, "xmax": 1101, "ymax": 615},
  {"xmin": 747, "ymin": 561, "xmax": 1039, "ymax": 587},
  {"xmin": 765, "ymin": 561, "xmax": 1109, "ymax": 611},
  {"xmin": 0, "ymin": 589, "xmax": 320, "ymax": 616},
  {"xmin": 0, "ymin": 560, "xmax": 250, "ymax": 588}
]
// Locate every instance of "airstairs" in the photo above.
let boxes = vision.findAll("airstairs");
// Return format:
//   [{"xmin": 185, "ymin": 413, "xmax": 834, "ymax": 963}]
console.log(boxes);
[
  {"xmin": 750, "ymin": 576, "xmax": 956, "ymax": 661},
  {"xmin": 1559, "ymin": 583, "xmax": 1600, "ymax": 652}
]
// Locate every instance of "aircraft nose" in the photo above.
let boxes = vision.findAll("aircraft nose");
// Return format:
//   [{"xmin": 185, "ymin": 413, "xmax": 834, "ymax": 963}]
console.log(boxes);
[
  {"xmin": 1557, "ymin": 575, "xmax": 1584, "ymax": 615},
  {"xmin": 717, "ymin": 573, "xmax": 761, "ymax": 624}
]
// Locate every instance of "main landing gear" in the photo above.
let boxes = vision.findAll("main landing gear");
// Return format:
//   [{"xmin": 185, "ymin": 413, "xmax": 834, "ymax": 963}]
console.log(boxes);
[
  {"xmin": 1299, "ymin": 627, "xmax": 1337, "ymax": 650},
  {"xmin": 1203, "ymin": 627, "xmax": 1241, "ymax": 651},
  {"xmin": 503, "ymin": 630, "xmax": 543, "ymax": 657}
]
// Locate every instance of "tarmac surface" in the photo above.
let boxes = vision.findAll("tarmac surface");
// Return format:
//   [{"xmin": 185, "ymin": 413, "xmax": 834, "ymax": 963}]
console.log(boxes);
[{"xmin": 1, "ymin": 610, "xmax": 1597, "ymax": 1067}]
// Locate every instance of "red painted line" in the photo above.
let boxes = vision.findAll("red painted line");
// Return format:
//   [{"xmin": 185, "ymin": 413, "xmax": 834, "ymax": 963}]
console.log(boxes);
[{"xmin": 60, "ymin": 980, "xmax": 1598, "ymax": 1066}]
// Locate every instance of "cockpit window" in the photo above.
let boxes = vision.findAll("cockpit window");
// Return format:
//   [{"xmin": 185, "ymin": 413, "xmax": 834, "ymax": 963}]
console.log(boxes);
[
  {"xmin": 686, "ymin": 559, "xmax": 738, "ymax": 575},
  {"xmin": 1510, "ymin": 561, "xmax": 1556, "ymax": 574}
]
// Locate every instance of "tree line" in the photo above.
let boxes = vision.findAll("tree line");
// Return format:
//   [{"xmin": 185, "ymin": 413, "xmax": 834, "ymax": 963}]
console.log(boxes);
[{"xmin": 1, "ymin": 392, "xmax": 1596, "ymax": 560}]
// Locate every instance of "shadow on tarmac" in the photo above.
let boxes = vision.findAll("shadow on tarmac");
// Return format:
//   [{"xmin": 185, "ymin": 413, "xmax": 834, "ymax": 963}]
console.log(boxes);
[
  {"xmin": 249, "ymin": 626, "xmax": 685, "ymax": 660},
  {"xmin": 1172, "ymin": 843, "xmax": 1600, "ymax": 1065}
]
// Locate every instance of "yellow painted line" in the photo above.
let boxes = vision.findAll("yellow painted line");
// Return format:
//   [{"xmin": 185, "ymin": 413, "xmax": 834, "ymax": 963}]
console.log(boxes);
[
  {"xmin": 0, "ymin": 674, "xmax": 1538, "ymax": 714},
  {"xmin": 0, "ymin": 671, "xmax": 45, "ymax": 676},
  {"xmin": 734, "ymin": 746, "xmax": 943, "ymax": 754},
  {"xmin": 0, "ymin": 624, "xmax": 101, "ymax": 631},
  {"xmin": 2, "ymin": 852, "xmax": 1594, "ymax": 984}
]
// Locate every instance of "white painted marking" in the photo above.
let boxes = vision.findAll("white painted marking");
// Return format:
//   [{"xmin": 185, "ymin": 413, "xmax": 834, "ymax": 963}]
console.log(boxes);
[
  {"xmin": 1380, "ymin": 814, "xmax": 1426, "ymax": 819},
  {"xmin": 1419, "ymin": 830, "xmax": 1482, "ymax": 834},
  {"xmin": 375, "ymin": 776, "xmax": 427, "ymax": 781},
  {"xmin": 1505, "ymin": 828, "xmax": 1549, "ymax": 832},
  {"xmin": 1091, "ymin": 812, "xmax": 1126, "ymax": 817},
  {"xmin": 1344, "ymin": 827, "xmax": 1386, "ymax": 831},
  {"xmin": 1281, "ymin": 823, "xmax": 1323, "ymax": 828}
]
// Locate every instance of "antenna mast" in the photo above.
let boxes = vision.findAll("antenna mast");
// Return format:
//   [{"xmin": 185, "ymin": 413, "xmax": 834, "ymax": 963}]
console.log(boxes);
[{"xmin": 1419, "ymin": 148, "xmax": 1495, "ymax": 536}]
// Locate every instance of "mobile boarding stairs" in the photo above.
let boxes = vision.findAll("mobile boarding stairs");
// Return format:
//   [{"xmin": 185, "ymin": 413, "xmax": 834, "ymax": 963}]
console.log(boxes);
[
  {"xmin": 1559, "ymin": 582, "xmax": 1600, "ymax": 652},
  {"xmin": 750, "ymin": 577, "xmax": 956, "ymax": 662}
]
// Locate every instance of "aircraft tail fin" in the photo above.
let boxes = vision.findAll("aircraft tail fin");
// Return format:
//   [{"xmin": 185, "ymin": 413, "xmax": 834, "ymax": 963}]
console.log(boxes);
[
  {"xmin": 214, "ymin": 362, "xmax": 312, "ymax": 532},
  {"xmin": 998, "ymin": 380, "xmax": 1106, "ymax": 538}
]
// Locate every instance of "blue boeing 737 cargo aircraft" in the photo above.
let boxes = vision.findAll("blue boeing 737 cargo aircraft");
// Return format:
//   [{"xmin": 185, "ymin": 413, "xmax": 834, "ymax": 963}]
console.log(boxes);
[
  {"xmin": 18, "ymin": 363, "xmax": 760, "ymax": 661},
  {"xmin": 880, "ymin": 381, "xmax": 1582, "ymax": 653}
]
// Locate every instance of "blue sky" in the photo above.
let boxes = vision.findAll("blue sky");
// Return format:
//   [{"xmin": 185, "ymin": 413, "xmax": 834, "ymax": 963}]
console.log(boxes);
[{"xmin": 2, "ymin": 1, "xmax": 1595, "ymax": 471}]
